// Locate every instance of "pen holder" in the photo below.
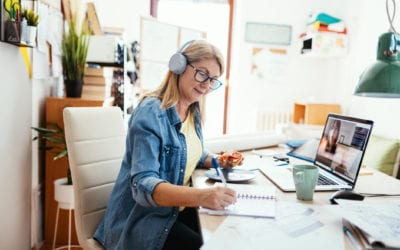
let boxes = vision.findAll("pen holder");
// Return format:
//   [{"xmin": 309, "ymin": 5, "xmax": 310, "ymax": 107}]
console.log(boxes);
[{"xmin": 4, "ymin": 20, "xmax": 21, "ymax": 43}]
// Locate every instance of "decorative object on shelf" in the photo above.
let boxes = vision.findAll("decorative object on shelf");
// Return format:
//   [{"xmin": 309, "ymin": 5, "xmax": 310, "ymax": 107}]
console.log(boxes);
[
  {"xmin": 21, "ymin": 8, "xmax": 39, "ymax": 46},
  {"xmin": 3, "ymin": 0, "xmax": 21, "ymax": 43},
  {"xmin": 31, "ymin": 122, "xmax": 72, "ymax": 185},
  {"xmin": 62, "ymin": 15, "xmax": 90, "ymax": 98},
  {"xmin": 354, "ymin": 0, "xmax": 400, "ymax": 98}
]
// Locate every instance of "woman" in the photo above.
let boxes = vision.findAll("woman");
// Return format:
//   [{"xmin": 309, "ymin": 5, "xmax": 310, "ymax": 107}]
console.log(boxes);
[
  {"xmin": 94, "ymin": 40, "xmax": 239, "ymax": 250},
  {"xmin": 325, "ymin": 119, "xmax": 341, "ymax": 154}
]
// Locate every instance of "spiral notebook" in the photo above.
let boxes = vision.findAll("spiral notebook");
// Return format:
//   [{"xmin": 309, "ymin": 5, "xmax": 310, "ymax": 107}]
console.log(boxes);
[{"xmin": 199, "ymin": 183, "xmax": 276, "ymax": 218}]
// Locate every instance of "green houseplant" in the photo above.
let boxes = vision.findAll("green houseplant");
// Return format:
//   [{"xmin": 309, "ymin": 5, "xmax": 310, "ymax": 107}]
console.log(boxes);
[
  {"xmin": 22, "ymin": 8, "xmax": 39, "ymax": 26},
  {"xmin": 62, "ymin": 16, "xmax": 90, "ymax": 97},
  {"xmin": 31, "ymin": 123, "xmax": 72, "ymax": 184},
  {"xmin": 21, "ymin": 8, "xmax": 39, "ymax": 45}
]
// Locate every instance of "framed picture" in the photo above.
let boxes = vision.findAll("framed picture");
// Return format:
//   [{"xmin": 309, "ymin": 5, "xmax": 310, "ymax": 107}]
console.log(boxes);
[{"xmin": 245, "ymin": 22, "xmax": 292, "ymax": 45}]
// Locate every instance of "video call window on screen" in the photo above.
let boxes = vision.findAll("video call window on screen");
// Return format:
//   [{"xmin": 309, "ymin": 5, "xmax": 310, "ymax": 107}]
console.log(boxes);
[{"xmin": 316, "ymin": 117, "xmax": 372, "ymax": 181}]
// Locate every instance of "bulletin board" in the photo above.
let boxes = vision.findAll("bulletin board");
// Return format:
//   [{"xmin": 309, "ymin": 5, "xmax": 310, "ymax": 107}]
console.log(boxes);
[{"xmin": 139, "ymin": 17, "xmax": 206, "ymax": 90}]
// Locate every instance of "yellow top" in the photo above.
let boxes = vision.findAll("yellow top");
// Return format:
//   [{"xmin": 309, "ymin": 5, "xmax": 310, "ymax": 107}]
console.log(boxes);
[{"xmin": 181, "ymin": 116, "xmax": 202, "ymax": 187}]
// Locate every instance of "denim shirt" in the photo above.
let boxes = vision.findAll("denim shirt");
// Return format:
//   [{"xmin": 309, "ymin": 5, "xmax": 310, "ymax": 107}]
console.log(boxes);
[{"xmin": 94, "ymin": 97, "xmax": 209, "ymax": 250}]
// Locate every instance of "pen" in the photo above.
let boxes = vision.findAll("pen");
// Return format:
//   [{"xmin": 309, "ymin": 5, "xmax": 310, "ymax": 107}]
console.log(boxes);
[
  {"xmin": 274, "ymin": 162, "xmax": 289, "ymax": 167},
  {"xmin": 343, "ymin": 226, "xmax": 363, "ymax": 250},
  {"xmin": 212, "ymin": 157, "xmax": 227, "ymax": 187}
]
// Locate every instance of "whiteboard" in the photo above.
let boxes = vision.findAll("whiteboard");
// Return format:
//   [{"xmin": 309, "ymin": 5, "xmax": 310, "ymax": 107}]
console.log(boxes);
[
  {"xmin": 140, "ymin": 17, "xmax": 205, "ymax": 90},
  {"xmin": 180, "ymin": 27, "xmax": 206, "ymax": 46},
  {"xmin": 140, "ymin": 61, "xmax": 169, "ymax": 91},
  {"xmin": 141, "ymin": 18, "xmax": 179, "ymax": 62}
]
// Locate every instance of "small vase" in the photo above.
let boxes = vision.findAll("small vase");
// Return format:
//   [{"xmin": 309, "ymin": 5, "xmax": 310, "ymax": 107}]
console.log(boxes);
[
  {"xmin": 65, "ymin": 79, "xmax": 83, "ymax": 98},
  {"xmin": 4, "ymin": 20, "xmax": 20, "ymax": 43}
]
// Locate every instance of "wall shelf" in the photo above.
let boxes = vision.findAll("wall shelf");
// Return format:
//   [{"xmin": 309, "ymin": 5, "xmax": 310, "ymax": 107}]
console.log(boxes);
[
  {"xmin": 300, "ymin": 32, "xmax": 347, "ymax": 57},
  {"xmin": 2, "ymin": 40, "xmax": 35, "ymax": 47}
]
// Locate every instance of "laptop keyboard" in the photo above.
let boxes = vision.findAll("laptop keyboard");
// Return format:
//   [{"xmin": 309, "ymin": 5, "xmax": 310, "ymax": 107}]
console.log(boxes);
[{"xmin": 317, "ymin": 174, "xmax": 337, "ymax": 185}]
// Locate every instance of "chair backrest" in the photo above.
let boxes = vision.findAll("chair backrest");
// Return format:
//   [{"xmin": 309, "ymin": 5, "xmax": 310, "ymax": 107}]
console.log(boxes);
[{"xmin": 63, "ymin": 107, "xmax": 126, "ymax": 249}]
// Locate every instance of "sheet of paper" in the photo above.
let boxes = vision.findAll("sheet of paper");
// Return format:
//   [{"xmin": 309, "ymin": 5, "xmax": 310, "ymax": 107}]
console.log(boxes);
[
  {"xmin": 201, "ymin": 202, "xmax": 344, "ymax": 250},
  {"xmin": 337, "ymin": 200, "xmax": 400, "ymax": 248}
]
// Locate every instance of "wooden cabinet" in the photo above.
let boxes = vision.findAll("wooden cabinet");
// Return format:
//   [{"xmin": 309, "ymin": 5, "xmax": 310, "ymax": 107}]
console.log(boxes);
[
  {"xmin": 43, "ymin": 97, "xmax": 103, "ymax": 249},
  {"xmin": 293, "ymin": 102, "xmax": 341, "ymax": 125}
]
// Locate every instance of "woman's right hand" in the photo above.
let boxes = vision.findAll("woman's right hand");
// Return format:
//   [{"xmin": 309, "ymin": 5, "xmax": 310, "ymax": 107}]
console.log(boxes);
[{"xmin": 200, "ymin": 186, "xmax": 237, "ymax": 210}]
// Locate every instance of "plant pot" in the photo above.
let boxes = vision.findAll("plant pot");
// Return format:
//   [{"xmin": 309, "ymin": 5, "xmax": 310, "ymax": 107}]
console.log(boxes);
[
  {"xmin": 65, "ymin": 79, "xmax": 83, "ymax": 98},
  {"xmin": 26, "ymin": 26, "xmax": 37, "ymax": 46},
  {"xmin": 4, "ymin": 20, "xmax": 20, "ymax": 43},
  {"xmin": 54, "ymin": 178, "xmax": 74, "ymax": 209}
]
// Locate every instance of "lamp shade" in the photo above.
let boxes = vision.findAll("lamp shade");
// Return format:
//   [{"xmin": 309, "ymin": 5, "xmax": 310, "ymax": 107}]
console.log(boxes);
[{"xmin": 354, "ymin": 32, "xmax": 400, "ymax": 98}]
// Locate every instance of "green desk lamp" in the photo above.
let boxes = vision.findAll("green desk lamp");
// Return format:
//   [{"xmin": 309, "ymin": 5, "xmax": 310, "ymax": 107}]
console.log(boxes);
[{"xmin": 354, "ymin": 0, "xmax": 400, "ymax": 98}]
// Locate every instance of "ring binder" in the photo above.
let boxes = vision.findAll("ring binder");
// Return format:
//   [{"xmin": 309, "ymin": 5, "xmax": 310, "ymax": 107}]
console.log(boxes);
[{"xmin": 237, "ymin": 193, "xmax": 276, "ymax": 200}]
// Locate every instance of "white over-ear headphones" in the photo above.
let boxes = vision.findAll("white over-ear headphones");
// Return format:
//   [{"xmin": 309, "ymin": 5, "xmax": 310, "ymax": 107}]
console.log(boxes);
[{"xmin": 168, "ymin": 40, "xmax": 195, "ymax": 75}]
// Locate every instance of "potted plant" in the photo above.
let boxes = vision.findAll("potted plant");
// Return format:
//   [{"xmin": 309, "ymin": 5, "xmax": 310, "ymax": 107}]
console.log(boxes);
[
  {"xmin": 62, "ymin": 15, "xmax": 90, "ymax": 98},
  {"xmin": 21, "ymin": 8, "xmax": 39, "ymax": 45},
  {"xmin": 32, "ymin": 123, "xmax": 75, "ymax": 208},
  {"xmin": 31, "ymin": 123, "xmax": 71, "ymax": 184}
]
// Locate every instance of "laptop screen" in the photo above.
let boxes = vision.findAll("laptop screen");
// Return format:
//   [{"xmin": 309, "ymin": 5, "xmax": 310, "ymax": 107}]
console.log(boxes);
[{"xmin": 314, "ymin": 114, "xmax": 374, "ymax": 183}]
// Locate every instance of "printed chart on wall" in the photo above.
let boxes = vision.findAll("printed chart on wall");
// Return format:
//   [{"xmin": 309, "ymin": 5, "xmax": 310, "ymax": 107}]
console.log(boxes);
[{"xmin": 250, "ymin": 47, "xmax": 289, "ymax": 83}]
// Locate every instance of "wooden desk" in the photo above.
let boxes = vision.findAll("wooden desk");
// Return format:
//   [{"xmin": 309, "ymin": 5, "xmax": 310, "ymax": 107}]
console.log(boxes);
[{"xmin": 193, "ymin": 151, "xmax": 400, "ymax": 250}]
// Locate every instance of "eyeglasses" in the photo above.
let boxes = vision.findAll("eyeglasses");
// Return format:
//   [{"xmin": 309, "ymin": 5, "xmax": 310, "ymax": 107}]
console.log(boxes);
[{"xmin": 188, "ymin": 63, "xmax": 223, "ymax": 90}]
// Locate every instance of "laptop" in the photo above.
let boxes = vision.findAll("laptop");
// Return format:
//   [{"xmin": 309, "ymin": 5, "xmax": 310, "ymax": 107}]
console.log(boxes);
[{"xmin": 259, "ymin": 114, "xmax": 374, "ymax": 192}]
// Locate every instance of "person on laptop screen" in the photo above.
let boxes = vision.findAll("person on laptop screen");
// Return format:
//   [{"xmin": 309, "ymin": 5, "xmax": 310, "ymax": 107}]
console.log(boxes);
[
  {"xmin": 316, "ymin": 117, "xmax": 368, "ymax": 180},
  {"xmin": 325, "ymin": 119, "xmax": 341, "ymax": 154}
]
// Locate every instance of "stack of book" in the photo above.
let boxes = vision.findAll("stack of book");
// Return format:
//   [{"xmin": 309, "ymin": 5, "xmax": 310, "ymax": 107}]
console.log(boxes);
[
  {"xmin": 82, "ymin": 66, "xmax": 109, "ymax": 100},
  {"xmin": 302, "ymin": 12, "xmax": 347, "ymax": 36}
]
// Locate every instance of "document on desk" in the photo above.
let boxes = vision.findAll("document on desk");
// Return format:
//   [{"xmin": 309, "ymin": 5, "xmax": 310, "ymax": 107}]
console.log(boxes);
[
  {"xmin": 199, "ymin": 183, "xmax": 276, "ymax": 218},
  {"xmin": 337, "ymin": 200, "xmax": 400, "ymax": 249},
  {"xmin": 201, "ymin": 202, "xmax": 344, "ymax": 250}
]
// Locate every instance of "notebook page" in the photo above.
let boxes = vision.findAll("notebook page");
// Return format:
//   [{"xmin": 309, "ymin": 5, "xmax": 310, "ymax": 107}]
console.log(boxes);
[{"xmin": 199, "ymin": 183, "xmax": 276, "ymax": 218}]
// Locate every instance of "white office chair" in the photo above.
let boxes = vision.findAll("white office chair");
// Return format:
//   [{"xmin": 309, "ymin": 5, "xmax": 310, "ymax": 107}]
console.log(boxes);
[{"xmin": 63, "ymin": 107, "xmax": 126, "ymax": 249}]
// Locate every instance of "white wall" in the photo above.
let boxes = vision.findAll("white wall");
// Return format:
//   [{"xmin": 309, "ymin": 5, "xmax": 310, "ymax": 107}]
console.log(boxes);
[
  {"xmin": 0, "ymin": 43, "xmax": 32, "ymax": 249},
  {"xmin": 228, "ymin": 0, "xmax": 400, "ymax": 139}
]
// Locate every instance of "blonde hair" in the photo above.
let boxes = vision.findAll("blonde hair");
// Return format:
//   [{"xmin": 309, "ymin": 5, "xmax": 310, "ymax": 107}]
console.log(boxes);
[{"xmin": 140, "ymin": 40, "xmax": 225, "ymax": 120}]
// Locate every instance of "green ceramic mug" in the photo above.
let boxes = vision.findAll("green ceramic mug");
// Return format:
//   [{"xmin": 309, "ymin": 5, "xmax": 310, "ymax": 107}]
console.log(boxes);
[{"xmin": 293, "ymin": 165, "xmax": 319, "ymax": 201}]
